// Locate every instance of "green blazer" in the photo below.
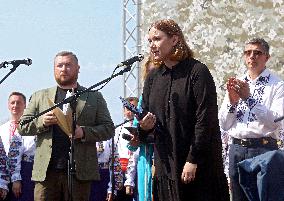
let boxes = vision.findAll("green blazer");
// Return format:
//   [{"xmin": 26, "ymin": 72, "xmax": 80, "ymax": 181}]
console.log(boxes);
[{"xmin": 18, "ymin": 85, "xmax": 115, "ymax": 182}]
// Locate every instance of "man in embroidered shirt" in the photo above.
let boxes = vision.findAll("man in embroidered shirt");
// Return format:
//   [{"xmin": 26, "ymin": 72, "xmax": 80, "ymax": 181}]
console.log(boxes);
[
  {"xmin": 0, "ymin": 92, "xmax": 35, "ymax": 200},
  {"xmin": 0, "ymin": 137, "xmax": 9, "ymax": 200},
  {"xmin": 219, "ymin": 38, "xmax": 284, "ymax": 201}
]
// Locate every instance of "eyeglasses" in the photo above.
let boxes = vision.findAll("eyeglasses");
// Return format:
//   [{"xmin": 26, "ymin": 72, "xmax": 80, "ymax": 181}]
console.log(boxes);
[{"xmin": 243, "ymin": 50, "xmax": 265, "ymax": 57}]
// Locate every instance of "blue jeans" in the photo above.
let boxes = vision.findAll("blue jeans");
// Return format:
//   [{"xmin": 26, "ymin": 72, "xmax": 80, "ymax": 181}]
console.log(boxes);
[{"xmin": 228, "ymin": 143, "xmax": 277, "ymax": 201}]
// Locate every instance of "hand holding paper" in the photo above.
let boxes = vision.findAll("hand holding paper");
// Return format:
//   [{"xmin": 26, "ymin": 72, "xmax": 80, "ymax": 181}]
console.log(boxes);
[
  {"xmin": 47, "ymin": 98, "xmax": 73, "ymax": 136},
  {"xmin": 42, "ymin": 111, "xmax": 58, "ymax": 127}
]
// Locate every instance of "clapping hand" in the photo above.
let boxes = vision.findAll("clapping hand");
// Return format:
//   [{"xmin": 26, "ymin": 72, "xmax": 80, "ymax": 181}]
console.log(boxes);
[
  {"xmin": 12, "ymin": 181, "xmax": 22, "ymax": 198},
  {"xmin": 227, "ymin": 77, "xmax": 250, "ymax": 105}
]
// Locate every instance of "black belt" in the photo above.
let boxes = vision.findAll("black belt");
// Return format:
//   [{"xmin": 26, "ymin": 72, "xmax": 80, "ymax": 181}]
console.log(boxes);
[{"xmin": 232, "ymin": 137, "xmax": 277, "ymax": 147}]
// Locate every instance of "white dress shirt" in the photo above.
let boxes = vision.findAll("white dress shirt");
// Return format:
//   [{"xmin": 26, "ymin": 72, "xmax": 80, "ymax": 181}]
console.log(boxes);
[{"xmin": 124, "ymin": 148, "xmax": 139, "ymax": 187}]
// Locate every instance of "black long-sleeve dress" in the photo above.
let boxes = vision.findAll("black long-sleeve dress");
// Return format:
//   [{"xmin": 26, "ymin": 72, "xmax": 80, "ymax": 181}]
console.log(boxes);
[{"xmin": 141, "ymin": 58, "xmax": 229, "ymax": 201}]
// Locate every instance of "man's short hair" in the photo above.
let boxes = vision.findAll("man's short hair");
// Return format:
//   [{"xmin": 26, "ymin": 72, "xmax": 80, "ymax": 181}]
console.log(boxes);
[
  {"xmin": 245, "ymin": 38, "xmax": 270, "ymax": 55},
  {"xmin": 54, "ymin": 51, "xmax": 78, "ymax": 64},
  {"xmin": 8, "ymin": 92, "xmax": 26, "ymax": 103}
]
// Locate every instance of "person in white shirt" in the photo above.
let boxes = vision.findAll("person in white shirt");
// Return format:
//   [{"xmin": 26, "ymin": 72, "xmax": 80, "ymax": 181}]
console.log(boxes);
[
  {"xmin": 219, "ymin": 38, "xmax": 284, "ymax": 201},
  {"xmin": 114, "ymin": 97, "xmax": 139, "ymax": 201},
  {"xmin": 124, "ymin": 147, "xmax": 139, "ymax": 196},
  {"xmin": 89, "ymin": 139, "xmax": 123, "ymax": 201},
  {"xmin": 0, "ymin": 137, "xmax": 9, "ymax": 200},
  {"xmin": 0, "ymin": 92, "xmax": 36, "ymax": 201}
]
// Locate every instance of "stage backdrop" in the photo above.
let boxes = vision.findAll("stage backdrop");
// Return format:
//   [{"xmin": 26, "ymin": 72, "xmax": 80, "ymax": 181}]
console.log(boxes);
[{"xmin": 140, "ymin": 0, "xmax": 284, "ymax": 106}]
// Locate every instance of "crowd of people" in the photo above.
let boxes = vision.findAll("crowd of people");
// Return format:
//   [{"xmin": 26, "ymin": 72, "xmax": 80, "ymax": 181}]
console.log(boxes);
[{"xmin": 0, "ymin": 19, "xmax": 282, "ymax": 201}]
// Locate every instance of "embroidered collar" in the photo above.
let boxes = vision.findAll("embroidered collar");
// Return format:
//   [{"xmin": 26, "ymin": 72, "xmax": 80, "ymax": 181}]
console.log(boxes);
[{"xmin": 245, "ymin": 68, "xmax": 270, "ymax": 85}]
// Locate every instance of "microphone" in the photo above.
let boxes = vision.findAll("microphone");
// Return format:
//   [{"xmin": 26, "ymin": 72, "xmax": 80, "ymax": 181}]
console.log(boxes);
[
  {"xmin": 117, "ymin": 54, "xmax": 144, "ymax": 67},
  {"xmin": 119, "ymin": 96, "xmax": 161, "ymax": 134},
  {"xmin": 274, "ymin": 116, "xmax": 284, "ymax": 123},
  {"xmin": 122, "ymin": 132, "xmax": 154, "ymax": 143},
  {"xmin": 7, "ymin": 58, "xmax": 32, "ymax": 66},
  {"xmin": 0, "ymin": 58, "xmax": 32, "ymax": 68},
  {"xmin": 122, "ymin": 126, "xmax": 138, "ymax": 141},
  {"xmin": 122, "ymin": 133, "xmax": 133, "ymax": 141},
  {"xmin": 119, "ymin": 96, "xmax": 146, "ymax": 120}
]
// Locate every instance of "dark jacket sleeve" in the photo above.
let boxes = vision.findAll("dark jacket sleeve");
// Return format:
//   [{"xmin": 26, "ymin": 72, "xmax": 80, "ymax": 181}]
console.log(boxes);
[
  {"xmin": 80, "ymin": 91, "xmax": 115, "ymax": 143},
  {"xmin": 186, "ymin": 63, "xmax": 219, "ymax": 164},
  {"xmin": 18, "ymin": 90, "xmax": 50, "ymax": 136}
]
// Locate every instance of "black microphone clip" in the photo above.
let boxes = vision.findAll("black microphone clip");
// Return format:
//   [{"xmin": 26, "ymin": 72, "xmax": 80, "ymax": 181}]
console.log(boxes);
[
  {"xmin": 0, "ymin": 58, "xmax": 32, "ymax": 68},
  {"xmin": 119, "ymin": 96, "xmax": 145, "ymax": 120},
  {"xmin": 117, "ymin": 54, "xmax": 144, "ymax": 67},
  {"xmin": 8, "ymin": 58, "xmax": 32, "ymax": 66}
]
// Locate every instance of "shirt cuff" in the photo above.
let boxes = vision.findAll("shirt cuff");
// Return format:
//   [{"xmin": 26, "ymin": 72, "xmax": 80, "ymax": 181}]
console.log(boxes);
[
  {"xmin": 11, "ymin": 172, "xmax": 22, "ymax": 182},
  {"xmin": 227, "ymin": 103, "xmax": 237, "ymax": 113},
  {"xmin": 107, "ymin": 189, "xmax": 117, "ymax": 195},
  {"xmin": 124, "ymin": 179, "xmax": 135, "ymax": 187},
  {"xmin": 0, "ymin": 178, "xmax": 9, "ymax": 191}
]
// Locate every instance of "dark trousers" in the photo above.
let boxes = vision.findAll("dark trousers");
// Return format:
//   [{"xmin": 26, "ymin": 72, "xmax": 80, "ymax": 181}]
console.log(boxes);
[
  {"xmin": 34, "ymin": 169, "xmax": 91, "ymax": 201},
  {"xmin": 3, "ymin": 161, "xmax": 34, "ymax": 201},
  {"xmin": 115, "ymin": 172, "xmax": 137, "ymax": 201},
  {"xmin": 89, "ymin": 169, "xmax": 109, "ymax": 201},
  {"xmin": 229, "ymin": 143, "xmax": 277, "ymax": 201}
]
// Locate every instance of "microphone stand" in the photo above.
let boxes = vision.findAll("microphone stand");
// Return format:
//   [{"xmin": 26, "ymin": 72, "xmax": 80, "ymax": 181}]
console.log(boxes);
[
  {"xmin": 68, "ymin": 90, "xmax": 77, "ymax": 201},
  {"xmin": 0, "ymin": 62, "xmax": 21, "ymax": 85},
  {"xmin": 20, "ymin": 65, "xmax": 132, "ymax": 126},
  {"xmin": 19, "ymin": 65, "xmax": 133, "ymax": 201}
]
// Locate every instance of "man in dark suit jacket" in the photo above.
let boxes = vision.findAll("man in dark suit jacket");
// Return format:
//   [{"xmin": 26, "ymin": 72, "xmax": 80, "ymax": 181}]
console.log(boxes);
[{"xmin": 18, "ymin": 51, "xmax": 115, "ymax": 201}]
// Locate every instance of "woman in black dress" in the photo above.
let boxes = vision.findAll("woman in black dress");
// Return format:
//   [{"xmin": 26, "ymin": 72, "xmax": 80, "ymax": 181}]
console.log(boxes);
[{"xmin": 139, "ymin": 19, "xmax": 229, "ymax": 201}]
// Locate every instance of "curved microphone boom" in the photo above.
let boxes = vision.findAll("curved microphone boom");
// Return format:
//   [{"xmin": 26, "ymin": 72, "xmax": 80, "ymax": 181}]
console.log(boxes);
[{"xmin": 117, "ymin": 54, "xmax": 144, "ymax": 67}]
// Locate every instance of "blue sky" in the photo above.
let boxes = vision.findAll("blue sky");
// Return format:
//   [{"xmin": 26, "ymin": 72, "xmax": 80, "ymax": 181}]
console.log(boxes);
[{"xmin": 0, "ymin": 0, "xmax": 126, "ymax": 124}]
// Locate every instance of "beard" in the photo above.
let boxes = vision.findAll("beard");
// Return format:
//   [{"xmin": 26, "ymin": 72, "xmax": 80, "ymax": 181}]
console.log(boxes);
[{"xmin": 55, "ymin": 74, "xmax": 78, "ymax": 87}]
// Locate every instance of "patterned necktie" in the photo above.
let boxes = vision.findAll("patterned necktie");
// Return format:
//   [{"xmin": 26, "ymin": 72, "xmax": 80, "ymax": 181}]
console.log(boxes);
[{"xmin": 9, "ymin": 121, "xmax": 17, "ymax": 143}]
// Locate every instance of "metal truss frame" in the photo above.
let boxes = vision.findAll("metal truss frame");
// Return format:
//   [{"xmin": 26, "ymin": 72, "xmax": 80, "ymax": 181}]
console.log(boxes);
[{"xmin": 122, "ymin": 0, "xmax": 142, "ymax": 99}]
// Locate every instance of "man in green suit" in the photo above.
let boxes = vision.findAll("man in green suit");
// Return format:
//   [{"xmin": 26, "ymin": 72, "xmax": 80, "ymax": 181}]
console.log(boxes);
[{"xmin": 18, "ymin": 51, "xmax": 115, "ymax": 201}]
